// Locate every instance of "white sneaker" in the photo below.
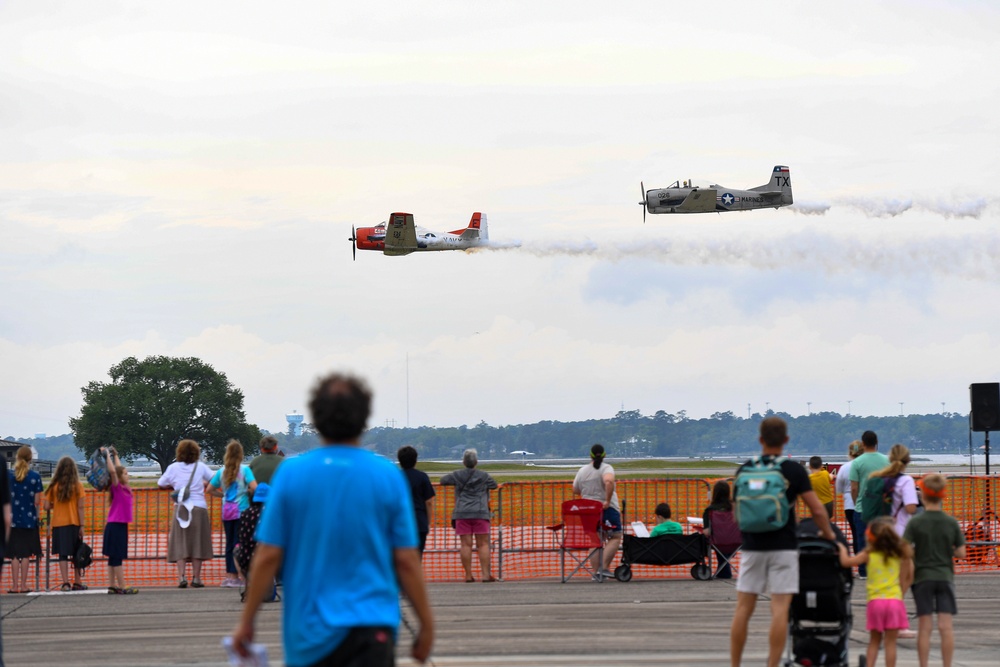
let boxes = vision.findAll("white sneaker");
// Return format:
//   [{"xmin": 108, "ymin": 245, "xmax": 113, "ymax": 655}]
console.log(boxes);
[{"xmin": 599, "ymin": 569, "xmax": 614, "ymax": 579}]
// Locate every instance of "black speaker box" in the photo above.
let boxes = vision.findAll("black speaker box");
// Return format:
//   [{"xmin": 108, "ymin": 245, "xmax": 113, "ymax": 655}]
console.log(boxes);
[{"xmin": 970, "ymin": 383, "xmax": 1000, "ymax": 432}]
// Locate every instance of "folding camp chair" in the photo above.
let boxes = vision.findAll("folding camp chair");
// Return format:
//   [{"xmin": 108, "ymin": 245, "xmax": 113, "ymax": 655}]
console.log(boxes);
[
  {"xmin": 705, "ymin": 509, "xmax": 742, "ymax": 579},
  {"xmin": 547, "ymin": 499, "xmax": 606, "ymax": 583}
]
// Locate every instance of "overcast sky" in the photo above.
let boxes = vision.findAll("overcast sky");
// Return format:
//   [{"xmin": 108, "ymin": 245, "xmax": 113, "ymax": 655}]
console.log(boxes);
[{"xmin": 2, "ymin": 1, "xmax": 999, "ymax": 439}]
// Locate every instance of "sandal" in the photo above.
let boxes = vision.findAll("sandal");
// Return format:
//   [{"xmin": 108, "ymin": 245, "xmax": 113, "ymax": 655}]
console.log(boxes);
[
  {"xmin": 6, "ymin": 589, "xmax": 17, "ymax": 594},
  {"xmin": 60, "ymin": 582, "xmax": 71, "ymax": 592},
  {"xmin": 72, "ymin": 582, "xmax": 88, "ymax": 591},
  {"xmin": 108, "ymin": 587, "xmax": 121, "ymax": 595},
  {"xmin": 483, "ymin": 576, "xmax": 498, "ymax": 583},
  {"xmin": 464, "ymin": 577, "xmax": 475, "ymax": 583},
  {"xmin": 120, "ymin": 587, "xmax": 139, "ymax": 595},
  {"xmin": 178, "ymin": 579, "xmax": 188, "ymax": 589}
]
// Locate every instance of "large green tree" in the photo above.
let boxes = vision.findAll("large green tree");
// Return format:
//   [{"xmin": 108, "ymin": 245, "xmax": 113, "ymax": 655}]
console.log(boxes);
[{"xmin": 70, "ymin": 356, "xmax": 261, "ymax": 472}]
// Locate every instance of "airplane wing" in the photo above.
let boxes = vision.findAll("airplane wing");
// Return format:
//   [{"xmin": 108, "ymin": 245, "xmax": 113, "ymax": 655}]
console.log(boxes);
[
  {"xmin": 383, "ymin": 212, "xmax": 419, "ymax": 256},
  {"xmin": 677, "ymin": 188, "xmax": 717, "ymax": 213}
]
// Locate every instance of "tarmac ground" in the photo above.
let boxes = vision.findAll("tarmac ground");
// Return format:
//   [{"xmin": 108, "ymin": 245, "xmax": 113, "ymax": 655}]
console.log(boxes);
[{"xmin": 4, "ymin": 573, "xmax": 1000, "ymax": 667}]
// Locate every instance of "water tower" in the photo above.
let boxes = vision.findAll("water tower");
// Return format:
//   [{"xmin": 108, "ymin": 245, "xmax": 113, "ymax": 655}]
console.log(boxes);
[{"xmin": 286, "ymin": 411, "xmax": 304, "ymax": 437}]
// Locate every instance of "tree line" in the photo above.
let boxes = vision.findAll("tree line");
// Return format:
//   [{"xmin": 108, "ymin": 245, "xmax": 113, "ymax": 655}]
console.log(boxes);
[
  {"xmin": 5, "ymin": 356, "xmax": 985, "ymax": 467},
  {"xmin": 359, "ymin": 409, "xmax": 983, "ymax": 460}
]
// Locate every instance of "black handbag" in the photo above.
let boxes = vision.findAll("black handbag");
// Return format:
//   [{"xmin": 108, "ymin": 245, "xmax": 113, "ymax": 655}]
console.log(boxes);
[{"xmin": 74, "ymin": 541, "xmax": 93, "ymax": 570}]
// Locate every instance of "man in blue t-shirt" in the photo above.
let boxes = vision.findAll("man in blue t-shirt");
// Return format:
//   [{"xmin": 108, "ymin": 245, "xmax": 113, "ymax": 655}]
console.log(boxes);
[{"xmin": 231, "ymin": 373, "xmax": 434, "ymax": 667}]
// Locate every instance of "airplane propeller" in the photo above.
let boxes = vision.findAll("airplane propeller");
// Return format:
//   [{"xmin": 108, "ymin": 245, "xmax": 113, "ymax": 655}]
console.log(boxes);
[
  {"xmin": 639, "ymin": 181, "xmax": 646, "ymax": 224},
  {"xmin": 348, "ymin": 226, "xmax": 356, "ymax": 262}
]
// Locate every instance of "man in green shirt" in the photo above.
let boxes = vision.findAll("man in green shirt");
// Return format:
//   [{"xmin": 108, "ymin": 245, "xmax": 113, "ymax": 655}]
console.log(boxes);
[
  {"xmin": 849, "ymin": 430, "xmax": 889, "ymax": 577},
  {"xmin": 249, "ymin": 436, "xmax": 284, "ymax": 487}
]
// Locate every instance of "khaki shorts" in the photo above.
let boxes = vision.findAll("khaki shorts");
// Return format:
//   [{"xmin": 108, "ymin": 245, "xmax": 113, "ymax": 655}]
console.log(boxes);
[{"xmin": 736, "ymin": 550, "xmax": 799, "ymax": 595}]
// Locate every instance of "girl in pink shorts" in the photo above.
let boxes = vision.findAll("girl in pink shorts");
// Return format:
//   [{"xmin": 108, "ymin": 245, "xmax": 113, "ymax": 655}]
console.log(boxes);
[{"xmin": 838, "ymin": 517, "xmax": 914, "ymax": 667}]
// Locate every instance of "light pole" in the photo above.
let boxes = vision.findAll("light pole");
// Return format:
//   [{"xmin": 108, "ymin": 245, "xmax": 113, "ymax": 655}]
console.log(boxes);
[
  {"xmin": 765, "ymin": 401, "xmax": 770, "ymax": 414},
  {"xmin": 899, "ymin": 402, "xmax": 904, "ymax": 417},
  {"xmin": 847, "ymin": 400, "xmax": 852, "ymax": 416},
  {"xmin": 807, "ymin": 402, "xmax": 812, "ymax": 416},
  {"xmin": 941, "ymin": 402, "xmax": 946, "ymax": 414}
]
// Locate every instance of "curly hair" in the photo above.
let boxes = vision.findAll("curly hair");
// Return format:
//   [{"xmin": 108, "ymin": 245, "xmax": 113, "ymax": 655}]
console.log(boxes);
[
  {"xmin": 175, "ymin": 439, "xmax": 201, "ymax": 464},
  {"xmin": 866, "ymin": 516, "xmax": 913, "ymax": 561}
]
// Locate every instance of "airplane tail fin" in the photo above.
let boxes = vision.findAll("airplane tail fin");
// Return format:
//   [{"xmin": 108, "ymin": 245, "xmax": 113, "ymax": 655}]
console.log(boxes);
[
  {"xmin": 769, "ymin": 166, "xmax": 792, "ymax": 205},
  {"xmin": 453, "ymin": 212, "xmax": 488, "ymax": 241}
]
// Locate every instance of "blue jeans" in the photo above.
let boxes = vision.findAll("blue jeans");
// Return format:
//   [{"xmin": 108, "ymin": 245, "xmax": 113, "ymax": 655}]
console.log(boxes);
[
  {"xmin": 223, "ymin": 518, "xmax": 240, "ymax": 575},
  {"xmin": 852, "ymin": 512, "xmax": 868, "ymax": 577}
]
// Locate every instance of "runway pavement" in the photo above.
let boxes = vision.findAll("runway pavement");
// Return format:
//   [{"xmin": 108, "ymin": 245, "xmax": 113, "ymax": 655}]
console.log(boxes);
[{"xmin": 4, "ymin": 574, "xmax": 999, "ymax": 666}]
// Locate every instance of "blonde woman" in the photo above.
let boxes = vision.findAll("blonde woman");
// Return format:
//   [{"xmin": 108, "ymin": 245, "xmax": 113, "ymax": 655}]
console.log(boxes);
[
  {"xmin": 157, "ymin": 440, "xmax": 215, "ymax": 588},
  {"xmin": 8, "ymin": 446, "xmax": 42, "ymax": 593},
  {"xmin": 208, "ymin": 440, "xmax": 257, "ymax": 587},
  {"xmin": 869, "ymin": 444, "xmax": 919, "ymax": 536}
]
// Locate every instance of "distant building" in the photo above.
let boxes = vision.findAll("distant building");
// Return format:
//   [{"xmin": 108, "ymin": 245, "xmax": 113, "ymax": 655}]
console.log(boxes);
[
  {"xmin": 0, "ymin": 438, "xmax": 25, "ymax": 469},
  {"xmin": 286, "ymin": 411, "xmax": 305, "ymax": 437}
]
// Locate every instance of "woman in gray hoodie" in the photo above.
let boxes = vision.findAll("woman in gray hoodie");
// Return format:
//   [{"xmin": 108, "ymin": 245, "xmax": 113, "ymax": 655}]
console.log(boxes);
[{"xmin": 440, "ymin": 448, "xmax": 498, "ymax": 582}]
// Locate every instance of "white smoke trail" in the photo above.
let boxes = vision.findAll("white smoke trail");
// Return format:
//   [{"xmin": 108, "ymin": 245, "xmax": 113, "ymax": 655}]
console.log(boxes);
[
  {"xmin": 790, "ymin": 197, "xmax": 992, "ymax": 219},
  {"xmin": 485, "ymin": 229, "xmax": 1000, "ymax": 281},
  {"xmin": 789, "ymin": 201, "xmax": 832, "ymax": 216}
]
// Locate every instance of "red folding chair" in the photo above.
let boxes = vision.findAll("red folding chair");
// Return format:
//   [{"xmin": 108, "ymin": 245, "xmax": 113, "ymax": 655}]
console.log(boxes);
[
  {"xmin": 705, "ymin": 509, "xmax": 742, "ymax": 579},
  {"xmin": 547, "ymin": 499, "xmax": 605, "ymax": 583}
]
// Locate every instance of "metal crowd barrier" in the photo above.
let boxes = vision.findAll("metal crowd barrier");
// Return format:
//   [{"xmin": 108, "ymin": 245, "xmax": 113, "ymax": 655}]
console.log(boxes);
[{"xmin": 3, "ymin": 476, "xmax": 998, "ymax": 589}]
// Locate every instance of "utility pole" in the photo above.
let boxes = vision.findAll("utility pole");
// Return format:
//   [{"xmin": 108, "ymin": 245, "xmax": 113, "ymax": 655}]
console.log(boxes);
[
  {"xmin": 899, "ymin": 402, "xmax": 904, "ymax": 417},
  {"xmin": 807, "ymin": 402, "xmax": 812, "ymax": 416},
  {"xmin": 747, "ymin": 403, "xmax": 751, "ymax": 419}
]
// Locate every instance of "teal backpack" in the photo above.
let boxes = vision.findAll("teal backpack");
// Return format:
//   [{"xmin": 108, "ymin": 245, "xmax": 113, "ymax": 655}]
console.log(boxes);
[
  {"xmin": 734, "ymin": 456, "xmax": 791, "ymax": 533},
  {"xmin": 859, "ymin": 475, "xmax": 899, "ymax": 523}
]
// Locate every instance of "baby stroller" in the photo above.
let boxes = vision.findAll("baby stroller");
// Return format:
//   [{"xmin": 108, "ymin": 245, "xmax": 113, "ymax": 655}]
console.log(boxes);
[
  {"xmin": 235, "ymin": 483, "xmax": 279, "ymax": 604},
  {"xmin": 785, "ymin": 519, "xmax": 860, "ymax": 667}
]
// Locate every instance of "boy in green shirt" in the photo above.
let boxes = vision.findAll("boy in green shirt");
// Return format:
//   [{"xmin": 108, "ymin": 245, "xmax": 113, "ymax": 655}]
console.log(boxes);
[
  {"xmin": 902, "ymin": 474, "xmax": 966, "ymax": 667},
  {"xmin": 650, "ymin": 502, "xmax": 684, "ymax": 537}
]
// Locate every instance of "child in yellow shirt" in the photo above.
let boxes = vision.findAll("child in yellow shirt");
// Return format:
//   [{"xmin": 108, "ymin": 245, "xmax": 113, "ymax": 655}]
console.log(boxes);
[
  {"xmin": 838, "ymin": 517, "xmax": 913, "ymax": 667},
  {"xmin": 809, "ymin": 456, "xmax": 834, "ymax": 517}
]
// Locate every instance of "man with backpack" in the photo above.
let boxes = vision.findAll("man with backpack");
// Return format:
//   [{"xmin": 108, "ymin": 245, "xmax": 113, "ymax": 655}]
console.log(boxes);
[
  {"xmin": 849, "ymin": 430, "xmax": 890, "ymax": 578},
  {"xmin": 730, "ymin": 417, "xmax": 835, "ymax": 667}
]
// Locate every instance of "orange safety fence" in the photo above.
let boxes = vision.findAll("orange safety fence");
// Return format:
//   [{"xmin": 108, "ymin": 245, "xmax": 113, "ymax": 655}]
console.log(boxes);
[{"xmin": 4, "ymin": 476, "xmax": 998, "ymax": 590}]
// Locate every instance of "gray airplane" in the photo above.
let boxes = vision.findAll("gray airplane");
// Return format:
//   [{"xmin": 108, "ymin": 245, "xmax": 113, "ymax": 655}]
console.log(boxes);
[{"xmin": 639, "ymin": 165, "xmax": 792, "ymax": 220}]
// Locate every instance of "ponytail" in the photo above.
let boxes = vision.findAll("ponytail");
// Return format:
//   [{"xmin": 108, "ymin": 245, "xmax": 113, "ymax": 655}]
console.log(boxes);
[{"xmin": 590, "ymin": 443, "xmax": 605, "ymax": 469}]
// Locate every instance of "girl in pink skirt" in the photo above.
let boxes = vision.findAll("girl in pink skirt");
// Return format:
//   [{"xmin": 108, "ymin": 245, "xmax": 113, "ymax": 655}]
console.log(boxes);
[{"xmin": 838, "ymin": 516, "xmax": 914, "ymax": 667}]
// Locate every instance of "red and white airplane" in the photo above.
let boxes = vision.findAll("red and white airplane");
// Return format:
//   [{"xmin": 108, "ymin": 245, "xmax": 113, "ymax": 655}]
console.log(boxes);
[{"xmin": 349, "ymin": 212, "xmax": 488, "ymax": 259}]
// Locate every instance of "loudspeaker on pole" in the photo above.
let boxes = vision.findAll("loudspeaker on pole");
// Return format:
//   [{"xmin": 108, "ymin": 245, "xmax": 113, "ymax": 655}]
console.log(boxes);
[{"xmin": 970, "ymin": 382, "xmax": 1000, "ymax": 432}]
